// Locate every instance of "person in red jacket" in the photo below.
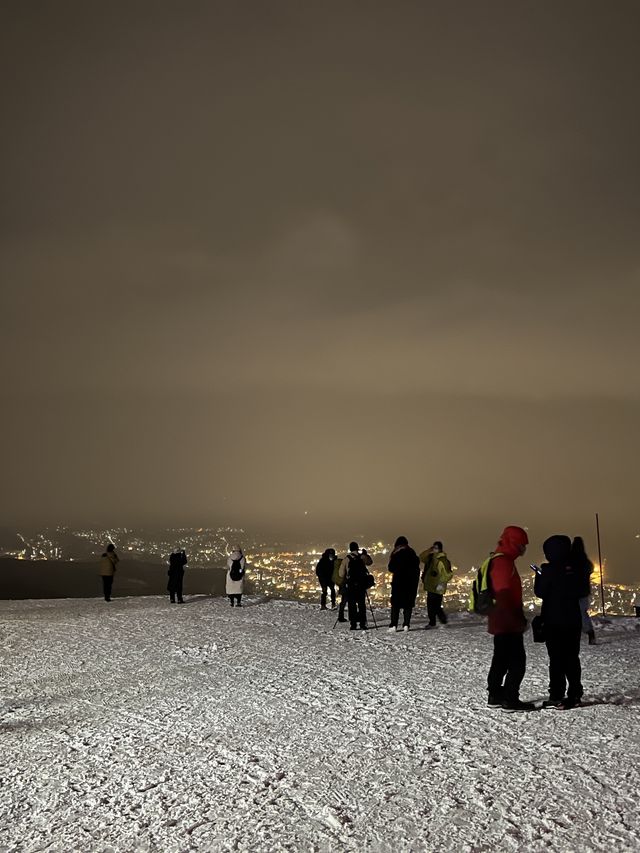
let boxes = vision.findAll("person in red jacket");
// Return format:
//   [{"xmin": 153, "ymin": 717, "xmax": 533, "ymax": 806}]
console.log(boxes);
[{"xmin": 486, "ymin": 526, "xmax": 535, "ymax": 712}]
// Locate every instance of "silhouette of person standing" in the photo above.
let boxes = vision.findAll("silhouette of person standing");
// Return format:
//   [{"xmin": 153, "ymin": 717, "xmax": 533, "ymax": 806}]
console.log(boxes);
[
  {"xmin": 315, "ymin": 548, "xmax": 337, "ymax": 609},
  {"xmin": 168, "ymin": 549, "xmax": 187, "ymax": 604},
  {"xmin": 388, "ymin": 536, "xmax": 420, "ymax": 631},
  {"xmin": 99, "ymin": 543, "xmax": 119, "ymax": 602}
]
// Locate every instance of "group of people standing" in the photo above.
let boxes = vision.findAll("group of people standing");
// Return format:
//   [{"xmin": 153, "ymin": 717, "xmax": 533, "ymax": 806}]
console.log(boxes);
[
  {"xmin": 315, "ymin": 537, "xmax": 454, "ymax": 632},
  {"xmin": 486, "ymin": 525, "xmax": 594, "ymax": 712},
  {"xmin": 316, "ymin": 526, "xmax": 596, "ymax": 713},
  {"xmin": 168, "ymin": 546, "xmax": 248, "ymax": 606},
  {"xmin": 100, "ymin": 527, "xmax": 596, "ymax": 713},
  {"xmin": 97, "ymin": 544, "xmax": 248, "ymax": 606},
  {"xmin": 315, "ymin": 542, "xmax": 375, "ymax": 629}
]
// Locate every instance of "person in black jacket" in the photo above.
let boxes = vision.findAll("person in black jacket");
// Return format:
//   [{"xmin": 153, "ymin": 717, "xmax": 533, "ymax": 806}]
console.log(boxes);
[
  {"xmin": 168, "ymin": 549, "xmax": 187, "ymax": 604},
  {"xmin": 387, "ymin": 536, "xmax": 420, "ymax": 632},
  {"xmin": 534, "ymin": 535, "xmax": 590, "ymax": 709},
  {"xmin": 342, "ymin": 542, "xmax": 373, "ymax": 631},
  {"xmin": 315, "ymin": 548, "xmax": 337, "ymax": 609}
]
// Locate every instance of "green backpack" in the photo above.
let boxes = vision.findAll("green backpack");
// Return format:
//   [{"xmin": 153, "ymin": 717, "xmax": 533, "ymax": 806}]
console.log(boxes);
[
  {"xmin": 331, "ymin": 558, "xmax": 343, "ymax": 587},
  {"xmin": 468, "ymin": 553, "xmax": 501, "ymax": 615}
]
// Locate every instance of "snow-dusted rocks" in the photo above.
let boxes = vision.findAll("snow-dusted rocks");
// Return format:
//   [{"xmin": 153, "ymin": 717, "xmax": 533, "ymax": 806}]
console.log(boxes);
[{"xmin": 1, "ymin": 596, "xmax": 639, "ymax": 851}]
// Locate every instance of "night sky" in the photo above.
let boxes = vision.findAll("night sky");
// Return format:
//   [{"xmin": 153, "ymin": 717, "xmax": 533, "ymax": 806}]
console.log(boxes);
[{"xmin": 1, "ymin": 2, "xmax": 639, "ymax": 578}]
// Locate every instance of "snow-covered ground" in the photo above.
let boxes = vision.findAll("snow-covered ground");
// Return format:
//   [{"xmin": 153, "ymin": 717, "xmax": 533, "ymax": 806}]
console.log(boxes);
[{"xmin": 1, "ymin": 596, "xmax": 640, "ymax": 852}]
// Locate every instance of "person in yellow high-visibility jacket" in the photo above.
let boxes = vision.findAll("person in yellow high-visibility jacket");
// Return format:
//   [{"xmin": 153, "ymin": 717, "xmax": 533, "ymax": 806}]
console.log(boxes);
[{"xmin": 419, "ymin": 541, "xmax": 453, "ymax": 628}]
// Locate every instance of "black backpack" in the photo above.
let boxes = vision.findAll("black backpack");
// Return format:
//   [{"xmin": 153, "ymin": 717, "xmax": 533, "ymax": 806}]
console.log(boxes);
[
  {"xmin": 346, "ymin": 553, "xmax": 370, "ymax": 589},
  {"xmin": 229, "ymin": 558, "xmax": 244, "ymax": 581}
]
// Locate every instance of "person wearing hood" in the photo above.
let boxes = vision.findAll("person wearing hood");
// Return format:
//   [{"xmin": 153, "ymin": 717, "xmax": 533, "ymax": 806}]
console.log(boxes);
[
  {"xmin": 570, "ymin": 536, "xmax": 596, "ymax": 645},
  {"xmin": 99, "ymin": 543, "xmax": 119, "ymax": 602},
  {"xmin": 315, "ymin": 548, "xmax": 337, "ymax": 610},
  {"xmin": 486, "ymin": 526, "xmax": 534, "ymax": 712},
  {"xmin": 535, "ymin": 534, "xmax": 591, "ymax": 709},
  {"xmin": 339, "ymin": 541, "xmax": 373, "ymax": 631},
  {"xmin": 226, "ymin": 547, "xmax": 246, "ymax": 606},
  {"xmin": 387, "ymin": 536, "xmax": 420, "ymax": 632},
  {"xmin": 419, "ymin": 541, "xmax": 453, "ymax": 628}
]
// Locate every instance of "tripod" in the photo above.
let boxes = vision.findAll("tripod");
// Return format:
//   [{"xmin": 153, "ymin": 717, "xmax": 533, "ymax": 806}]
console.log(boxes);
[
  {"xmin": 332, "ymin": 590, "xmax": 379, "ymax": 630},
  {"xmin": 366, "ymin": 591, "xmax": 379, "ymax": 629}
]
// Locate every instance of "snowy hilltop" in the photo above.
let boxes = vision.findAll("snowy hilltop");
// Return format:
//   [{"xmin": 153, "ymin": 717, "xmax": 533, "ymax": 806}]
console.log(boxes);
[{"xmin": 1, "ymin": 596, "xmax": 640, "ymax": 852}]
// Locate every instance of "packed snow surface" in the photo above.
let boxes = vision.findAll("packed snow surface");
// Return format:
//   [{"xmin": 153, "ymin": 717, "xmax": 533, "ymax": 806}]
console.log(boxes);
[{"xmin": 1, "ymin": 596, "xmax": 640, "ymax": 852}]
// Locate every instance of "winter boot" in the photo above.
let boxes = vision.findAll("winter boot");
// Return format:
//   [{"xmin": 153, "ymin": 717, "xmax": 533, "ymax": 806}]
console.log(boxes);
[
  {"xmin": 501, "ymin": 699, "xmax": 537, "ymax": 712},
  {"xmin": 487, "ymin": 689, "xmax": 504, "ymax": 707},
  {"xmin": 556, "ymin": 698, "xmax": 582, "ymax": 710}
]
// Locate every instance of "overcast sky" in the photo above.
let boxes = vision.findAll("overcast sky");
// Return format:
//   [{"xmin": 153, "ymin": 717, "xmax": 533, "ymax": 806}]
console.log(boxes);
[{"xmin": 1, "ymin": 1, "xmax": 639, "ymax": 578}]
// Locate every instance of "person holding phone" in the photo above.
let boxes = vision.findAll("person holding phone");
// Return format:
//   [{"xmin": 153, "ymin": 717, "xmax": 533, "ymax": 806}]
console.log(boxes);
[{"xmin": 534, "ymin": 535, "xmax": 590, "ymax": 709}]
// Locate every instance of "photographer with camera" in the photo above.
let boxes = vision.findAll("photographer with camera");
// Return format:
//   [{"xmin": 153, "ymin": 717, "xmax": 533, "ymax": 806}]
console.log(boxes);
[{"xmin": 340, "ymin": 541, "xmax": 373, "ymax": 631}]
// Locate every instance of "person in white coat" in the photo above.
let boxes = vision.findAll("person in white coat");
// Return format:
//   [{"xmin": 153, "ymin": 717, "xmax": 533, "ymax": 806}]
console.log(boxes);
[{"xmin": 226, "ymin": 547, "xmax": 246, "ymax": 606}]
